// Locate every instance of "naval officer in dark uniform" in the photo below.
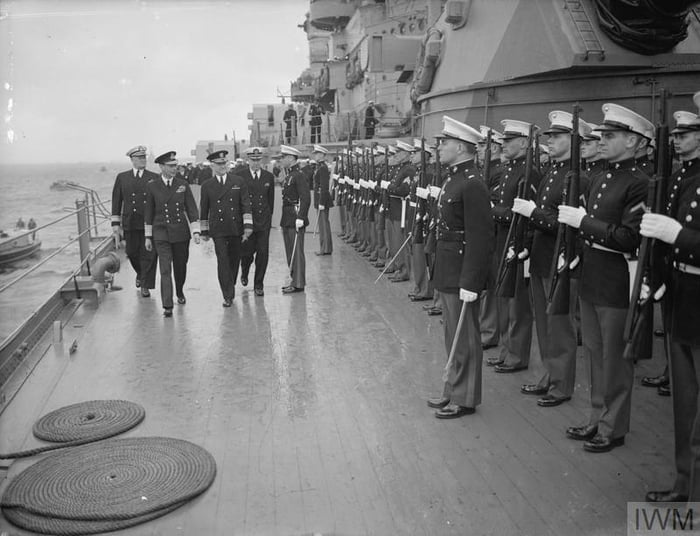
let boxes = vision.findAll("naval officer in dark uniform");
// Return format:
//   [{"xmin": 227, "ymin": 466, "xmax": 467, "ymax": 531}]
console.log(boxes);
[
  {"xmin": 311, "ymin": 144, "xmax": 333, "ymax": 256},
  {"xmin": 144, "ymin": 151, "xmax": 200, "ymax": 317},
  {"xmin": 239, "ymin": 147, "xmax": 275, "ymax": 296},
  {"xmin": 111, "ymin": 145, "xmax": 159, "ymax": 297},
  {"xmin": 279, "ymin": 145, "xmax": 310, "ymax": 294},
  {"xmin": 558, "ymin": 103, "xmax": 651, "ymax": 452},
  {"xmin": 644, "ymin": 97, "xmax": 700, "ymax": 503},
  {"xmin": 427, "ymin": 116, "xmax": 494, "ymax": 419},
  {"xmin": 199, "ymin": 150, "xmax": 253, "ymax": 307}
]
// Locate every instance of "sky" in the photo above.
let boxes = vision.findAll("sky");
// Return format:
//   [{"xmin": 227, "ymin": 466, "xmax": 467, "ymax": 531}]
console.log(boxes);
[{"xmin": 0, "ymin": 0, "xmax": 310, "ymax": 163}]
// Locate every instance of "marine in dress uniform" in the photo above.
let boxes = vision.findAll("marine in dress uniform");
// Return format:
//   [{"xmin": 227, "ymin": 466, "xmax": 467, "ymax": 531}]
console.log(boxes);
[
  {"xmin": 489, "ymin": 120, "xmax": 542, "ymax": 372},
  {"xmin": 199, "ymin": 150, "xmax": 253, "ymax": 307},
  {"xmin": 514, "ymin": 111, "xmax": 590, "ymax": 407},
  {"xmin": 144, "ymin": 151, "xmax": 200, "ymax": 317},
  {"xmin": 386, "ymin": 140, "xmax": 416, "ymax": 282},
  {"xmin": 408, "ymin": 138, "xmax": 435, "ymax": 301},
  {"xmin": 558, "ymin": 103, "xmax": 651, "ymax": 452},
  {"xmin": 111, "ymin": 145, "xmax": 159, "ymax": 297},
  {"xmin": 311, "ymin": 145, "xmax": 333, "ymax": 256},
  {"xmin": 427, "ymin": 116, "xmax": 494, "ymax": 418},
  {"xmin": 477, "ymin": 127, "xmax": 506, "ymax": 348},
  {"xmin": 279, "ymin": 145, "xmax": 310, "ymax": 293},
  {"xmin": 644, "ymin": 98, "xmax": 700, "ymax": 502},
  {"xmin": 369, "ymin": 146, "xmax": 389, "ymax": 264},
  {"xmin": 239, "ymin": 147, "xmax": 275, "ymax": 296}
]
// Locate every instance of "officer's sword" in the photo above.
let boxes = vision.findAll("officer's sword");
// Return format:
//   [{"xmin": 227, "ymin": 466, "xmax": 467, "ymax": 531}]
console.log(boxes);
[
  {"xmin": 374, "ymin": 232, "xmax": 412, "ymax": 284},
  {"xmin": 443, "ymin": 300, "xmax": 469, "ymax": 383},
  {"xmin": 313, "ymin": 207, "xmax": 319, "ymax": 237},
  {"xmin": 289, "ymin": 230, "xmax": 299, "ymax": 278}
]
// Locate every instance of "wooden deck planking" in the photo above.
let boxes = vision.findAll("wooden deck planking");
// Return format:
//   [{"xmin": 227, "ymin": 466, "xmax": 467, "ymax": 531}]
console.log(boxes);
[{"xmin": 0, "ymin": 217, "xmax": 677, "ymax": 535}]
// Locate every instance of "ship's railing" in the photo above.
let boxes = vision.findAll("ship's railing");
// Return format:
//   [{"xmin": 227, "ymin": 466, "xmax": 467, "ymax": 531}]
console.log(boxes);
[{"xmin": 0, "ymin": 199, "xmax": 112, "ymax": 294}]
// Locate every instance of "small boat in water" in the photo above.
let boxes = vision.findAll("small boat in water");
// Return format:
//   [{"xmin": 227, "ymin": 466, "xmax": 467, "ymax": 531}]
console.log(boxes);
[{"xmin": 0, "ymin": 230, "xmax": 41, "ymax": 266}]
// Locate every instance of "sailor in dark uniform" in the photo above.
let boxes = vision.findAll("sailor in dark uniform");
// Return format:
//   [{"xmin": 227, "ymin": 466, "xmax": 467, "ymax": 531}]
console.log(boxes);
[
  {"xmin": 644, "ymin": 98, "xmax": 700, "ymax": 502},
  {"xmin": 111, "ymin": 145, "xmax": 159, "ymax": 297},
  {"xmin": 514, "ymin": 111, "xmax": 590, "ymax": 407},
  {"xmin": 489, "ymin": 119, "xmax": 541, "ymax": 372},
  {"xmin": 311, "ymin": 144, "xmax": 333, "ymax": 256},
  {"xmin": 239, "ymin": 147, "xmax": 275, "ymax": 296},
  {"xmin": 476, "ymin": 126, "xmax": 505, "ymax": 348},
  {"xmin": 144, "ymin": 151, "xmax": 200, "ymax": 317},
  {"xmin": 199, "ymin": 150, "xmax": 253, "ymax": 307},
  {"xmin": 427, "ymin": 116, "xmax": 494, "ymax": 419},
  {"xmin": 279, "ymin": 145, "xmax": 310, "ymax": 294},
  {"xmin": 558, "ymin": 103, "xmax": 651, "ymax": 452}
]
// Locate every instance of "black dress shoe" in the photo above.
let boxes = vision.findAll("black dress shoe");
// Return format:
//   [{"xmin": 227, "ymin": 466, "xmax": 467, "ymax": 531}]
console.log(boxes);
[
  {"xmin": 646, "ymin": 490, "xmax": 688, "ymax": 503},
  {"xmin": 654, "ymin": 329, "xmax": 665, "ymax": 337},
  {"xmin": 163, "ymin": 308, "xmax": 173, "ymax": 317},
  {"xmin": 427, "ymin": 397, "xmax": 450, "ymax": 409},
  {"xmin": 135, "ymin": 278, "xmax": 141, "ymax": 288},
  {"xmin": 254, "ymin": 288, "xmax": 264, "ymax": 297},
  {"xmin": 177, "ymin": 296, "xmax": 186, "ymax": 305},
  {"xmin": 520, "ymin": 384, "xmax": 548, "ymax": 396},
  {"xmin": 537, "ymin": 395, "xmax": 571, "ymax": 407},
  {"xmin": 641, "ymin": 374, "xmax": 669, "ymax": 388},
  {"xmin": 566, "ymin": 424, "xmax": 598, "ymax": 441},
  {"xmin": 426, "ymin": 307, "xmax": 442, "ymax": 316},
  {"xmin": 140, "ymin": 287, "xmax": 150, "ymax": 298},
  {"xmin": 486, "ymin": 356, "xmax": 504, "ymax": 367},
  {"xmin": 241, "ymin": 276, "xmax": 248, "ymax": 287},
  {"xmin": 410, "ymin": 295, "xmax": 432, "ymax": 302},
  {"xmin": 658, "ymin": 384, "xmax": 671, "ymax": 397},
  {"xmin": 390, "ymin": 276, "xmax": 409, "ymax": 283},
  {"xmin": 481, "ymin": 342, "xmax": 497, "ymax": 350},
  {"xmin": 422, "ymin": 303, "xmax": 436, "ymax": 311},
  {"xmin": 374, "ymin": 262, "xmax": 385, "ymax": 268},
  {"xmin": 282, "ymin": 286, "xmax": 304, "ymax": 294},
  {"xmin": 494, "ymin": 363, "xmax": 527, "ymax": 373},
  {"xmin": 435, "ymin": 405, "xmax": 475, "ymax": 419},
  {"xmin": 223, "ymin": 298, "xmax": 232, "ymax": 307},
  {"xmin": 583, "ymin": 434, "xmax": 625, "ymax": 453}
]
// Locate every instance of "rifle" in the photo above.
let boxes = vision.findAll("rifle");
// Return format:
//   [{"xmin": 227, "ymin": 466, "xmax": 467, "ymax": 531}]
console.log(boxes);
[
  {"xmin": 346, "ymin": 135, "xmax": 354, "ymax": 211},
  {"xmin": 368, "ymin": 144, "xmax": 376, "ymax": 223},
  {"xmin": 483, "ymin": 129, "xmax": 492, "ymax": 188},
  {"xmin": 495, "ymin": 124, "xmax": 536, "ymax": 297},
  {"xmin": 547, "ymin": 104, "xmax": 582, "ymax": 314},
  {"xmin": 623, "ymin": 89, "xmax": 671, "ymax": 359},
  {"xmin": 413, "ymin": 138, "xmax": 428, "ymax": 245}
]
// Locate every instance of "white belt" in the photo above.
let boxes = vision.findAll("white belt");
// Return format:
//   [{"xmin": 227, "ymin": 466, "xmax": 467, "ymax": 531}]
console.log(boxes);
[
  {"xmin": 676, "ymin": 263, "xmax": 700, "ymax": 276},
  {"xmin": 409, "ymin": 201, "xmax": 417, "ymax": 208},
  {"xmin": 588, "ymin": 242, "xmax": 631, "ymax": 259}
]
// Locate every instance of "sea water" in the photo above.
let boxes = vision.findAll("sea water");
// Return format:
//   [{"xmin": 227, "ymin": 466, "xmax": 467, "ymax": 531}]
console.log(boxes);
[{"xmin": 0, "ymin": 162, "xmax": 129, "ymax": 341}]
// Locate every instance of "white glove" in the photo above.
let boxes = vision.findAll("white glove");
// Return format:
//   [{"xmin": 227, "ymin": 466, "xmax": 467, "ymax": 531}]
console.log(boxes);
[
  {"xmin": 359, "ymin": 179, "xmax": 366, "ymax": 188},
  {"xmin": 369, "ymin": 180, "xmax": 377, "ymax": 189},
  {"xmin": 319, "ymin": 204, "xmax": 325, "ymax": 211},
  {"xmin": 144, "ymin": 237, "xmax": 152, "ymax": 251},
  {"xmin": 381, "ymin": 180, "xmax": 390, "ymax": 190},
  {"xmin": 459, "ymin": 288, "xmax": 478, "ymax": 303},
  {"xmin": 193, "ymin": 232, "xmax": 201, "ymax": 245},
  {"xmin": 429, "ymin": 185, "xmax": 442, "ymax": 198},
  {"xmin": 338, "ymin": 177, "xmax": 346, "ymax": 185},
  {"xmin": 558, "ymin": 205, "xmax": 587, "ymax": 229},
  {"xmin": 353, "ymin": 183, "xmax": 361, "ymax": 190},
  {"xmin": 344, "ymin": 175, "xmax": 351, "ymax": 183},
  {"xmin": 512, "ymin": 198, "xmax": 536, "ymax": 218},
  {"xmin": 517, "ymin": 248, "xmax": 529, "ymax": 260},
  {"xmin": 111, "ymin": 226, "xmax": 122, "ymax": 249},
  {"xmin": 295, "ymin": 218, "xmax": 304, "ymax": 230},
  {"xmin": 640, "ymin": 213, "xmax": 683, "ymax": 244},
  {"xmin": 416, "ymin": 186, "xmax": 429, "ymax": 200}
]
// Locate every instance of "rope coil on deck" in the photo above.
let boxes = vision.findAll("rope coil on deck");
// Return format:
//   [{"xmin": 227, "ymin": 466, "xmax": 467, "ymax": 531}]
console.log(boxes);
[
  {"xmin": 0, "ymin": 400, "xmax": 145, "ymax": 459},
  {"xmin": 1, "ymin": 436, "xmax": 217, "ymax": 535}
]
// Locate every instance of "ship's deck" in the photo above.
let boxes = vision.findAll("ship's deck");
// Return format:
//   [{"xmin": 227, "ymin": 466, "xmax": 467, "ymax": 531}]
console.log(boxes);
[{"xmin": 0, "ymin": 208, "xmax": 674, "ymax": 536}]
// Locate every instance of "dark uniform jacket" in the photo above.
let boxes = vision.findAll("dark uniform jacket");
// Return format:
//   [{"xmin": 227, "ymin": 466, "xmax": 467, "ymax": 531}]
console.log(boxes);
[
  {"xmin": 239, "ymin": 167, "xmax": 275, "ymax": 232},
  {"xmin": 388, "ymin": 163, "xmax": 415, "ymax": 222},
  {"xmin": 313, "ymin": 161, "xmax": 333, "ymax": 209},
  {"xmin": 199, "ymin": 173, "xmax": 253, "ymax": 238},
  {"xmin": 483, "ymin": 159, "xmax": 503, "ymax": 203},
  {"xmin": 432, "ymin": 160, "xmax": 494, "ymax": 294},
  {"xmin": 144, "ymin": 176, "xmax": 199, "ymax": 243},
  {"xmin": 578, "ymin": 158, "xmax": 647, "ymax": 308},
  {"xmin": 528, "ymin": 160, "xmax": 590, "ymax": 278},
  {"xmin": 111, "ymin": 169, "xmax": 159, "ymax": 230},
  {"xmin": 280, "ymin": 164, "xmax": 311, "ymax": 228},
  {"xmin": 667, "ymin": 158, "xmax": 700, "ymax": 346}
]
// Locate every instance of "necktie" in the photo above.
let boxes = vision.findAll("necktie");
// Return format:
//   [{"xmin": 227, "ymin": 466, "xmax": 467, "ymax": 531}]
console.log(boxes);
[
  {"xmin": 219, "ymin": 176, "xmax": 224, "ymax": 185},
  {"xmin": 254, "ymin": 172, "xmax": 259, "ymax": 181},
  {"xmin": 166, "ymin": 180, "xmax": 171, "ymax": 188}
]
